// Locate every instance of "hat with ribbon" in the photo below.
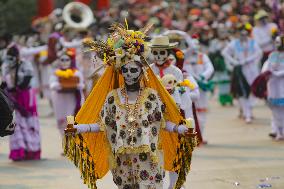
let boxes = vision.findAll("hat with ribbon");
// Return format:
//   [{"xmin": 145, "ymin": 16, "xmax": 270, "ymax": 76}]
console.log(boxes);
[{"xmin": 149, "ymin": 36, "xmax": 178, "ymax": 49}]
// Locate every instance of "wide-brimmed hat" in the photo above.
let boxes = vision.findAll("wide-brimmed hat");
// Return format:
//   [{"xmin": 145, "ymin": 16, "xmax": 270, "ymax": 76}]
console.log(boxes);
[
  {"xmin": 254, "ymin": 10, "xmax": 268, "ymax": 20},
  {"xmin": 149, "ymin": 36, "xmax": 178, "ymax": 49}
]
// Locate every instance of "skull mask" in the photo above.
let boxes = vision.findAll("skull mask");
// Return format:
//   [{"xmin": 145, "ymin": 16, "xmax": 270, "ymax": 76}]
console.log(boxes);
[
  {"xmin": 121, "ymin": 61, "xmax": 142, "ymax": 86},
  {"xmin": 59, "ymin": 54, "xmax": 72, "ymax": 69},
  {"xmin": 161, "ymin": 74, "xmax": 177, "ymax": 94},
  {"xmin": 152, "ymin": 49, "xmax": 169, "ymax": 65},
  {"xmin": 275, "ymin": 36, "xmax": 284, "ymax": 51}
]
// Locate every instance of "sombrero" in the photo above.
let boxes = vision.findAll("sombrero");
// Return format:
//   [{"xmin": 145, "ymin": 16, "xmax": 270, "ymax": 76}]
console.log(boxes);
[
  {"xmin": 149, "ymin": 36, "xmax": 178, "ymax": 49},
  {"xmin": 254, "ymin": 10, "xmax": 268, "ymax": 20}
]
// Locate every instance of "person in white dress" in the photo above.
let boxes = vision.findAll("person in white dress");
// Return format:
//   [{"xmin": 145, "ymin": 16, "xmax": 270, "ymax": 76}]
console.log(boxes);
[
  {"xmin": 150, "ymin": 36, "xmax": 199, "ymax": 189},
  {"xmin": 183, "ymin": 39, "xmax": 214, "ymax": 143},
  {"xmin": 63, "ymin": 26, "xmax": 195, "ymax": 189},
  {"xmin": 50, "ymin": 50, "xmax": 84, "ymax": 136},
  {"xmin": 222, "ymin": 23, "xmax": 263, "ymax": 123},
  {"xmin": 262, "ymin": 35, "xmax": 284, "ymax": 140},
  {"xmin": 253, "ymin": 10, "xmax": 278, "ymax": 65}
]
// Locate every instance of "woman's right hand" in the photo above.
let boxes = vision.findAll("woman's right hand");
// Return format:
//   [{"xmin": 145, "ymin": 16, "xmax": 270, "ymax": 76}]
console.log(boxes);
[{"xmin": 64, "ymin": 123, "xmax": 77, "ymax": 135}]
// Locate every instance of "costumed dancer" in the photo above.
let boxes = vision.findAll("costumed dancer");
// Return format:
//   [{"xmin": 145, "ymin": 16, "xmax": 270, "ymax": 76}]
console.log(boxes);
[
  {"xmin": 253, "ymin": 10, "xmax": 278, "ymax": 65},
  {"xmin": 150, "ymin": 37, "xmax": 199, "ymax": 189},
  {"xmin": 261, "ymin": 35, "xmax": 284, "ymax": 140},
  {"xmin": 150, "ymin": 37, "xmax": 199, "ymax": 117},
  {"xmin": 150, "ymin": 36, "xmax": 183, "ymax": 82},
  {"xmin": 20, "ymin": 34, "xmax": 47, "ymax": 91},
  {"xmin": 63, "ymin": 24, "xmax": 196, "ymax": 189},
  {"xmin": 222, "ymin": 23, "xmax": 262, "ymax": 124},
  {"xmin": 41, "ymin": 23, "xmax": 64, "ymax": 107},
  {"xmin": 50, "ymin": 49, "xmax": 84, "ymax": 137},
  {"xmin": 1, "ymin": 46, "xmax": 41, "ymax": 161},
  {"xmin": 168, "ymin": 48, "xmax": 200, "ymax": 119},
  {"xmin": 209, "ymin": 24, "xmax": 233, "ymax": 106},
  {"xmin": 160, "ymin": 74, "xmax": 197, "ymax": 189},
  {"xmin": 183, "ymin": 38, "xmax": 214, "ymax": 143}
]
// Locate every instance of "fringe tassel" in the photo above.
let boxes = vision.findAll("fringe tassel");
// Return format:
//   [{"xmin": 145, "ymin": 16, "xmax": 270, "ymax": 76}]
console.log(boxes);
[
  {"xmin": 63, "ymin": 134, "xmax": 98, "ymax": 189},
  {"xmin": 173, "ymin": 135, "xmax": 197, "ymax": 189}
]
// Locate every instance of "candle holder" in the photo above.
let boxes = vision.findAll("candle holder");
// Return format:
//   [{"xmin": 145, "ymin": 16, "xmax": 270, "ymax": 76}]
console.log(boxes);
[
  {"xmin": 185, "ymin": 127, "xmax": 197, "ymax": 138},
  {"xmin": 64, "ymin": 124, "xmax": 77, "ymax": 134},
  {"xmin": 65, "ymin": 115, "xmax": 77, "ymax": 134}
]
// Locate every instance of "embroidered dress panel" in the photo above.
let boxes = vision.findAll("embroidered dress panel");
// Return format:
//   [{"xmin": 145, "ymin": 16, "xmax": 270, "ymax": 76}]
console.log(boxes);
[{"xmin": 100, "ymin": 88, "xmax": 166, "ymax": 162}]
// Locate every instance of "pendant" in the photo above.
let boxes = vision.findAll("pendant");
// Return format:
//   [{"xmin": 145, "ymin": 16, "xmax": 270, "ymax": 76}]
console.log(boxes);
[
  {"xmin": 128, "ymin": 115, "xmax": 136, "ymax": 123},
  {"xmin": 130, "ymin": 140, "xmax": 136, "ymax": 147}
]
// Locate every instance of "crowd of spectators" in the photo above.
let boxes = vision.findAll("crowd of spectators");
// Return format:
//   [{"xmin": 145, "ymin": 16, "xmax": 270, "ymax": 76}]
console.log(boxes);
[{"xmin": 91, "ymin": 0, "xmax": 283, "ymax": 48}]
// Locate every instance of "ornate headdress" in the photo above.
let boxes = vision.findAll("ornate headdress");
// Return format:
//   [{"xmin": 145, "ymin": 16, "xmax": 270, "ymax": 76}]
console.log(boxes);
[
  {"xmin": 83, "ymin": 23, "xmax": 152, "ymax": 69},
  {"xmin": 64, "ymin": 23, "xmax": 195, "ymax": 189}
]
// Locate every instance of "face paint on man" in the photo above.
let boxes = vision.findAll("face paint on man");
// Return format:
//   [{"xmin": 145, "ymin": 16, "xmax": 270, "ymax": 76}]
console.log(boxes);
[
  {"xmin": 190, "ymin": 39, "xmax": 200, "ymax": 54},
  {"xmin": 152, "ymin": 49, "xmax": 169, "ymax": 65},
  {"xmin": 259, "ymin": 17, "xmax": 267, "ymax": 26},
  {"xmin": 5, "ymin": 47, "xmax": 19, "ymax": 69},
  {"xmin": 121, "ymin": 61, "xmax": 142, "ymax": 87},
  {"xmin": 59, "ymin": 54, "xmax": 71, "ymax": 69},
  {"xmin": 275, "ymin": 36, "xmax": 284, "ymax": 51}
]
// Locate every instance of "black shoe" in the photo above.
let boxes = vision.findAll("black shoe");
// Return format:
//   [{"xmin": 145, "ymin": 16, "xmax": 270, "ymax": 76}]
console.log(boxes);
[{"xmin": 269, "ymin": 133, "xmax": 277, "ymax": 138}]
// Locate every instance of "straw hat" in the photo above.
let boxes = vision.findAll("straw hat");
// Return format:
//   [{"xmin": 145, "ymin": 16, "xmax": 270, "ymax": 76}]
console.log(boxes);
[
  {"xmin": 254, "ymin": 10, "xmax": 268, "ymax": 20},
  {"xmin": 149, "ymin": 36, "xmax": 178, "ymax": 49}
]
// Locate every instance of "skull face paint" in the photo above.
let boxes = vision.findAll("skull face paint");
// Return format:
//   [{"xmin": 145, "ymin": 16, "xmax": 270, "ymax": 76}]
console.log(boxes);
[
  {"xmin": 161, "ymin": 74, "xmax": 177, "ymax": 94},
  {"xmin": 190, "ymin": 39, "xmax": 200, "ymax": 54},
  {"xmin": 275, "ymin": 36, "xmax": 284, "ymax": 51},
  {"xmin": 121, "ymin": 61, "xmax": 142, "ymax": 86},
  {"xmin": 59, "ymin": 54, "xmax": 72, "ymax": 69},
  {"xmin": 152, "ymin": 49, "xmax": 168, "ymax": 65},
  {"xmin": 5, "ymin": 55, "xmax": 17, "ymax": 67},
  {"xmin": 162, "ymin": 74, "xmax": 177, "ymax": 90}
]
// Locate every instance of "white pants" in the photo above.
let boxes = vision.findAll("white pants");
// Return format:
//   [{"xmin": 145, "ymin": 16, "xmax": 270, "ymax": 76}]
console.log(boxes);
[
  {"xmin": 196, "ymin": 91, "xmax": 208, "ymax": 137},
  {"xmin": 238, "ymin": 97, "xmax": 253, "ymax": 120},
  {"xmin": 271, "ymin": 119, "xmax": 277, "ymax": 133},
  {"xmin": 271, "ymin": 106, "xmax": 284, "ymax": 138},
  {"xmin": 197, "ymin": 112, "xmax": 207, "ymax": 136}
]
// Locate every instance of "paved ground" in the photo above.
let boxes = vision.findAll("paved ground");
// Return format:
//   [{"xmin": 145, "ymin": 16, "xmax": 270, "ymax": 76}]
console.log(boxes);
[{"xmin": 1, "ymin": 98, "xmax": 284, "ymax": 189}]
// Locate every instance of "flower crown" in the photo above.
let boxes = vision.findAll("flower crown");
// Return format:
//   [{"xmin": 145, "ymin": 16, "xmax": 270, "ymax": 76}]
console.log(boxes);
[{"xmin": 83, "ymin": 23, "xmax": 152, "ymax": 69}]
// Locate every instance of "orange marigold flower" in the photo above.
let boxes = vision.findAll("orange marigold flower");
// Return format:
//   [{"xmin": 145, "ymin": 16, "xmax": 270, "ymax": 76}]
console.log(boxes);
[{"xmin": 176, "ymin": 51, "xmax": 184, "ymax": 59}]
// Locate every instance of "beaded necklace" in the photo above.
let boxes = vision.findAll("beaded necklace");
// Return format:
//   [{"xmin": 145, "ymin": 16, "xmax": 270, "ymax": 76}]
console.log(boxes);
[{"xmin": 121, "ymin": 87, "xmax": 143, "ymax": 147}]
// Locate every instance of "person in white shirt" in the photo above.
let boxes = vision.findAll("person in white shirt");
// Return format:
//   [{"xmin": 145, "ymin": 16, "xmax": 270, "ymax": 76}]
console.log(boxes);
[
  {"xmin": 150, "ymin": 36, "xmax": 198, "ymax": 189},
  {"xmin": 183, "ymin": 39, "xmax": 214, "ymax": 143},
  {"xmin": 262, "ymin": 35, "xmax": 284, "ymax": 140},
  {"xmin": 253, "ymin": 10, "xmax": 278, "ymax": 65},
  {"xmin": 209, "ymin": 24, "xmax": 233, "ymax": 106},
  {"xmin": 222, "ymin": 23, "xmax": 263, "ymax": 124}
]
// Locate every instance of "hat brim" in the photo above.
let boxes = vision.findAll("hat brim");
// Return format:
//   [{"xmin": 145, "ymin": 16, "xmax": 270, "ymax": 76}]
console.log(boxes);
[
  {"xmin": 255, "ymin": 14, "xmax": 268, "ymax": 20},
  {"xmin": 149, "ymin": 42, "xmax": 178, "ymax": 49}
]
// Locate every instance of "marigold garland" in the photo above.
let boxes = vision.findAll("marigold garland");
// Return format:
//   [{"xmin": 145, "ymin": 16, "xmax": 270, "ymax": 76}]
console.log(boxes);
[{"xmin": 55, "ymin": 69, "xmax": 77, "ymax": 78}]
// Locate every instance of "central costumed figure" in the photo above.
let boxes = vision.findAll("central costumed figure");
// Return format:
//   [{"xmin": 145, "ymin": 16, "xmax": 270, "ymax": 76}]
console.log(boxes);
[{"xmin": 63, "ymin": 24, "xmax": 196, "ymax": 189}]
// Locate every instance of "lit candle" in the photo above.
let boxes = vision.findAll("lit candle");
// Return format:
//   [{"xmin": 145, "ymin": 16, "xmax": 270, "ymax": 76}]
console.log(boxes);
[{"xmin": 66, "ymin": 115, "xmax": 75, "ymax": 125}]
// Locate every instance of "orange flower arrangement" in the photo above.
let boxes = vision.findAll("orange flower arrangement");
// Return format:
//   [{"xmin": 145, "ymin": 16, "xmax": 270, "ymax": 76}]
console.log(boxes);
[{"xmin": 55, "ymin": 69, "xmax": 77, "ymax": 78}]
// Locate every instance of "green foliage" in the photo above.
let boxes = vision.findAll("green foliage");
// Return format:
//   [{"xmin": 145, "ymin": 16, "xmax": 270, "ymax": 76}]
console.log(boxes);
[{"xmin": 0, "ymin": 0, "xmax": 37, "ymax": 35}]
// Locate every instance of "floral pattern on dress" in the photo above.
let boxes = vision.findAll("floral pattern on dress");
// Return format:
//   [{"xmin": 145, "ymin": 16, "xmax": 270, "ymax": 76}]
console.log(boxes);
[{"xmin": 101, "ymin": 88, "xmax": 166, "ymax": 188}]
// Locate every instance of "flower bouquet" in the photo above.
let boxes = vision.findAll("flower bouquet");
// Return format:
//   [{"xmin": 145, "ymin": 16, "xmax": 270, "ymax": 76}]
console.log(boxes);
[{"xmin": 55, "ymin": 69, "xmax": 79, "ymax": 91}]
